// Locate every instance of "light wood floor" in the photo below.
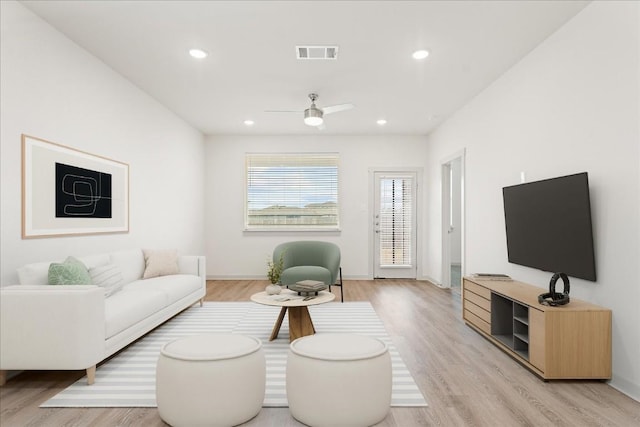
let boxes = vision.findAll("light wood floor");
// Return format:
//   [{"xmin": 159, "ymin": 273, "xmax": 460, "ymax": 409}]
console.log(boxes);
[{"xmin": 1, "ymin": 280, "xmax": 638, "ymax": 426}]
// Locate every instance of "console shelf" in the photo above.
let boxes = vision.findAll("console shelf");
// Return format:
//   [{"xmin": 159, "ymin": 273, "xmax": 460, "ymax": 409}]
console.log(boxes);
[{"xmin": 462, "ymin": 277, "xmax": 611, "ymax": 380}]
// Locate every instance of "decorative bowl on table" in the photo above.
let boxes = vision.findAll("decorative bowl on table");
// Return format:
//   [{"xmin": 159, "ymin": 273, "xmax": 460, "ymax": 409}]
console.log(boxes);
[{"xmin": 265, "ymin": 284, "xmax": 282, "ymax": 295}]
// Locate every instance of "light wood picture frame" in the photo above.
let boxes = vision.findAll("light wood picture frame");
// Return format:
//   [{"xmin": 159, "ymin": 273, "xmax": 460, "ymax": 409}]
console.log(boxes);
[{"xmin": 22, "ymin": 134, "xmax": 129, "ymax": 238}]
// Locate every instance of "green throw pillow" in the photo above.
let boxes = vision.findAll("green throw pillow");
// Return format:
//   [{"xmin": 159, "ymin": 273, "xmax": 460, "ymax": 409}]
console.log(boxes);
[{"xmin": 48, "ymin": 256, "xmax": 92, "ymax": 286}]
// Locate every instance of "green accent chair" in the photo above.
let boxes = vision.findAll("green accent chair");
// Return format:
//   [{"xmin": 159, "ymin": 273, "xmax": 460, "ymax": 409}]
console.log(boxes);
[{"xmin": 273, "ymin": 241, "xmax": 343, "ymax": 302}]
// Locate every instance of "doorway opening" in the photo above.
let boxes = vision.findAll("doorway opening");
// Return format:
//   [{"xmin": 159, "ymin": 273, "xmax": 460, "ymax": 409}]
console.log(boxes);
[{"xmin": 441, "ymin": 150, "xmax": 465, "ymax": 292}]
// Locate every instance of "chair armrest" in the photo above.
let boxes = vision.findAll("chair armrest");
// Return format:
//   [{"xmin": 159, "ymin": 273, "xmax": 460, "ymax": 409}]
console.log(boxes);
[
  {"xmin": 323, "ymin": 248, "xmax": 341, "ymax": 285},
  {"xmin": 0, "ymin": 285, "xmax": 105, "ymax": 370}
]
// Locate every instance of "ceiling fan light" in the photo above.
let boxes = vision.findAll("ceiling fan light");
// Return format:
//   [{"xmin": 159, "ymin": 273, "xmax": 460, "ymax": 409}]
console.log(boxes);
[
  {"xmin": 189, "ymin": 48, "xmax": 208, "ymax": 59},
  {"xmin": 304, "ymin": 116, "xmax": 323, "ymax": 126},
  {"xmin": 304, "ymin": 108, "xmax": 324, "ymax": 126},
  {"xmin": 412, "ymin": 49, "xmax": 429, "ymax": 60}
]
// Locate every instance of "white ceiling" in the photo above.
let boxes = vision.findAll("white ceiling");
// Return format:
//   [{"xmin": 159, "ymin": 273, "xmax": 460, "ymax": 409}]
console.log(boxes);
[{"xmin": 22, "ymin": 1, "xmax": 589, "ymax": 136}]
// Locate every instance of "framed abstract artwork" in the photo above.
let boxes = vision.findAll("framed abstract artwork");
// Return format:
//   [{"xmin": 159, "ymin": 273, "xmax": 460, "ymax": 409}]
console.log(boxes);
[{"xmin": 22, "ymin": 134, "xmax": 129, "ymax": 238}]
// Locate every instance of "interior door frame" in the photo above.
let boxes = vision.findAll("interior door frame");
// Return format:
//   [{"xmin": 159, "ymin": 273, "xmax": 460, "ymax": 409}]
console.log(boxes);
[
  {"xmin": 368, "ymin": 167, "xmax": 423, "ymax": 280},
  {"xmin": 440, "ymin": 149, "xmax": 466, "ymax": 288}
]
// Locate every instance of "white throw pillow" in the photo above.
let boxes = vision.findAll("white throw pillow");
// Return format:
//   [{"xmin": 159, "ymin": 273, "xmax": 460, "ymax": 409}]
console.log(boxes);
[
  {"xmin": 142, "ymin": 249, "xmax": 179, "ymax": 279},
  {"xmin": 89, "ymin": 263, "xmax": 124, "ymax": 297}
]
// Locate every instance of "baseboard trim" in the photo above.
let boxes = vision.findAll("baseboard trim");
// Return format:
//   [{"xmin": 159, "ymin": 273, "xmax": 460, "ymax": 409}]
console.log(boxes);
[
  {"xmin": 610, "ymin": 375, "xmax": 640, "ymax": 402},
  {"xmin": 422, "ymin": 275, "xmax": 447, "ymax": 288}
]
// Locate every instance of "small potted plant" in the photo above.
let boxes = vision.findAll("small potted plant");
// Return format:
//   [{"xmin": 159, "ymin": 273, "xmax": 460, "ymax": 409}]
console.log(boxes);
[{"xmin": 266, "ymin": 253, "xmax": 284, "ymax": 295}]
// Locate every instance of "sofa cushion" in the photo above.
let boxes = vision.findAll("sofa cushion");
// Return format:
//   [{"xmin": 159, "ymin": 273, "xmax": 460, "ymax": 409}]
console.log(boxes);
[
  {"xmin": 48, "ymin": 257, "xmax": 92, "ymax": 286},
  {"xmin": 104, "ymin": 288, "xmax": 167, "ymax": 339},
  {"xmin": 18, "ymin": 261, "xmax": 55, "ymax": 286},
  {"xmin": 78, "ymin": 254, "xmax": 111, "ymax": 270},
  {"xmin": 17, "ymin": 254, "xmax": 110, "ymax": 286},
  {"xmin": 89, "ymin": 264, "xmax": 125, "ymax": 297},
  {"xmin": 109, "ymin": 249, "xmax": 145, "ymax": 285},
  {"xmin": 143, "ymin": 249, "xmax": 179, "ymax": 279},
  {"xmin": 126, "ymin": 274, "xmax": 202, "ymax": 302}
]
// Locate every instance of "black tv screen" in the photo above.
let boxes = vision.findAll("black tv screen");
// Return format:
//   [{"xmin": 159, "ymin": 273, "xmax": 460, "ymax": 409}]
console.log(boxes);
[{"xmin": 502, "ymin": 172, "xmax": 596, "ymax": 281}]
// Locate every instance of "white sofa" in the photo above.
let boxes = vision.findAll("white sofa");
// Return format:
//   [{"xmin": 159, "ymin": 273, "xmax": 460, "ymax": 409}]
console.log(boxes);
[{"xmin": 0, "ymin": 249, "xmax": 206, "ymax": 386}]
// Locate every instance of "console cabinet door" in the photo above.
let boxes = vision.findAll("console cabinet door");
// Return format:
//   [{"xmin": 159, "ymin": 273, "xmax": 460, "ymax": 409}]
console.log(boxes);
[{"xmin": 528, "ymin": 308, "xmax": 545, "ymax": 373}]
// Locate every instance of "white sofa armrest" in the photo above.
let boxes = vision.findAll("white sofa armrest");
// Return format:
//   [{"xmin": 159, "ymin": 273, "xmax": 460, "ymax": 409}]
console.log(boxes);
[
  {"xmin": 0, "ymin": 285, "xmax": 105, "ymax": 372},
  {"xmin": 178, "ymin": 255, "xmax": 206, "ymax": 282},
  {"xmin": 178, "ymin": 255, "xmax": 206, "ymax": 306}
]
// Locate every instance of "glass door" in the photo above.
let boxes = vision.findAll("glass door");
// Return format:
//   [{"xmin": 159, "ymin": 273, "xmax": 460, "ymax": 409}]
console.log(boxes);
[{"xmin": 373, "ymin": 172, "xmax": 417, "ymax": 279}]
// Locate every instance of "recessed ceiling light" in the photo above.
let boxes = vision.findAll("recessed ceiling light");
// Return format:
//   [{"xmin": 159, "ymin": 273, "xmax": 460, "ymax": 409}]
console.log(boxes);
[
  {"xmin": 189, "ymin": 48, "xmax": 208, "ymax": 59},
  {"xmin": 412, "ymin": 49, "xmax": 429, "ymax": 60},
  {"xmin": 376, "ymin": 119, "xmax": 387, "ymax": 125},
  {"xmin": 243, "ymin": 119, "xmax": 255, "ymax": 126}
]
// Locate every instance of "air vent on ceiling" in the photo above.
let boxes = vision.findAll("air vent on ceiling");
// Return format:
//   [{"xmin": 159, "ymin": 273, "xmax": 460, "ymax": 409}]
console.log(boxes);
[{"xmin": 296, "ymin": 45, "xmax": 338, "ymax": 60}]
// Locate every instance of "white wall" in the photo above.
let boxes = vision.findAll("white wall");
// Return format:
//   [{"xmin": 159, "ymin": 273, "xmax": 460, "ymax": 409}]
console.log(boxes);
[
  {"xmin": 425, "ymin": 1, "xmax": 639, "ymax": 400},
  {"xmin": 0, "ymin": 1, "xmax": 206, "ymax": 285},
  {"xmin": 204, "ymin": 135, "xmax": 427, "ymax": 280}
]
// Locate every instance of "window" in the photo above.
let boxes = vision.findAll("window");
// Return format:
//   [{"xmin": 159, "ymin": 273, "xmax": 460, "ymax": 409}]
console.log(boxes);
[{"xmin": 245, "ymin": 153, "xmax": 339, "ymax": 230}]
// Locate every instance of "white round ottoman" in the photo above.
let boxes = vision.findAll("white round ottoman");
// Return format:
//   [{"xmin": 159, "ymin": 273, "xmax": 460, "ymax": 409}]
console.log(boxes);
[
  {"xmin": 156, "ymin": 333, "xmax": 265, "ymax": 427},
  {"xmin": 287, "ymin": 333, "xmax": 392, "ymax": 427}
]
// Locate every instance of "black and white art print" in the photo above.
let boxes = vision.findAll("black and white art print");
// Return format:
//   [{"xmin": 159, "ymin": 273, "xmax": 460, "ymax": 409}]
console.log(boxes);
[
  {"xmin": 55, "ymin": 163, "xmax": 113, "ymax": 218},
  {"xmin": 22, "ymin": 135, "xmax": 129, "ymax": 238}
]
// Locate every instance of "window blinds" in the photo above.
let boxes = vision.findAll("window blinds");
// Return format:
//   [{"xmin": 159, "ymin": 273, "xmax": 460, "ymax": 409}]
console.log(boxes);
[
  {"xmin": 245, "ymin": 153, "xmax": 339, "ymax": 229},
  {"xmin": 379, "ymin": 177, "xmax": 413, "ymax": 266}
]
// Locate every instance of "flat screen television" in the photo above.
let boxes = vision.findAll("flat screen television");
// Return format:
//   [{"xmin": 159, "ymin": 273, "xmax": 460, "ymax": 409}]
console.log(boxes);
[{"xmin": 502, "ymin": 172, "xmax": 596, "ymax": 281}]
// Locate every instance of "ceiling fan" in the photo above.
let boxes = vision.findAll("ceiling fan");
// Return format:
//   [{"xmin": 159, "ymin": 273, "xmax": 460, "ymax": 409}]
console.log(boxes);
[{"xmin": 265, "ymin": 93, "xmax": 355, "ymax": 128}]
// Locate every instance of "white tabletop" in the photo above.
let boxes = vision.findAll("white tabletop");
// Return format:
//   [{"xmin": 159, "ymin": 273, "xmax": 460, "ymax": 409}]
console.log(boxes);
[{"xmin": 250, "ymin": 289, "xmax": 335, "ymax": 307}]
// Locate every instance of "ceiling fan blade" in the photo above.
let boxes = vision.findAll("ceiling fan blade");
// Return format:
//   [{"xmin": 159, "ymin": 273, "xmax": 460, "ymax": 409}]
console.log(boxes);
[
  {"xmin": 322, "ymin": 103, "xmax": 355, "ymax": 115},
  {"xmin": 264, "ymin": 110, "xmax": 301, "ymax": 113},
  {"xmin": 316, "ymin": 123, "xmax": 326, "ymax": 131}
]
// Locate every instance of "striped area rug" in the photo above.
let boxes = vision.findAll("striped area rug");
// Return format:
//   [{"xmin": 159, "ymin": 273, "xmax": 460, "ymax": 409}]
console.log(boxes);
[{"xmin": 41, "ymin": 301, "xmax": 427, "ymax": 408}]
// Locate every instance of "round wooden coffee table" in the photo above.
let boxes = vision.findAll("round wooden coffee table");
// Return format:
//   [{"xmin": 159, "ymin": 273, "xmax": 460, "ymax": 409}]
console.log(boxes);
[{"xmin": 250, "ymin": 289, "xmax": 335, "ymax": 342}]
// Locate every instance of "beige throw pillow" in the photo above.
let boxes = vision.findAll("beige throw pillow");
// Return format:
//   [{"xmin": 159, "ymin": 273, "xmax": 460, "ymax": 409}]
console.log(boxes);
[{"xmin": 142, "ymin": 249, "xmax": 179, "ymax": 279}]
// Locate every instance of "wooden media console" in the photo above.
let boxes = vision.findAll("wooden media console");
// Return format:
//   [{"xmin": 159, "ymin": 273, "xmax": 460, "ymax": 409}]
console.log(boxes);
[{"xmin": 462, "ymin": 276, "xmax": 611, "ymax": 380}]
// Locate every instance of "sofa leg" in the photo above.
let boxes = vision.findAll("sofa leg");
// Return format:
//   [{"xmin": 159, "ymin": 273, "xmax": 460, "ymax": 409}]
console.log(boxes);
[
  {"xmin": 86, "ymin": 365, "xmax": 96, "ymax": 385},
  {"xmin": 200, "ymin": 298, "xmax": 204, "ymax": 307},
  {"xmin": 0, "ymin": 370, "xmax": 6, "ymax": 386}
]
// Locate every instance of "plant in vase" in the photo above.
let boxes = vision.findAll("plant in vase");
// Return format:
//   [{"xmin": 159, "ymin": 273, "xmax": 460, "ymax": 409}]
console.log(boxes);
[{"xmin": 266, "ymin": 252, "xmax": 285, "ymax": 295}]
